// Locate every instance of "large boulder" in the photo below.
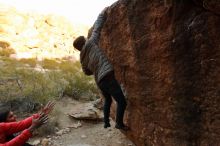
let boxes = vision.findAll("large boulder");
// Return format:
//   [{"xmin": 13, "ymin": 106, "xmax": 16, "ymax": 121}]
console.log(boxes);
[{"xmin": 100, "ymin": 0, "xmax": 220, "ymax": 145}]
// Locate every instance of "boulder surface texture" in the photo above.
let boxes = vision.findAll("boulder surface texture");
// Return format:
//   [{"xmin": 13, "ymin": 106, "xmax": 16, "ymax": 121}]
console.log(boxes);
[{"xmin": 100, "ymin": 0, "xmax": 220, "ymax": 145}]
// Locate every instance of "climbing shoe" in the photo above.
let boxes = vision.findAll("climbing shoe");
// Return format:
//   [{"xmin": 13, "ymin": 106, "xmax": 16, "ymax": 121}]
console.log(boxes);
[
  {"xmin": 115, "ymin": 124, "xmax": 130, "ymax": 131},
  {"xmin": 104, "ymin": 123, "xmax": 111, "ymax": 128}
]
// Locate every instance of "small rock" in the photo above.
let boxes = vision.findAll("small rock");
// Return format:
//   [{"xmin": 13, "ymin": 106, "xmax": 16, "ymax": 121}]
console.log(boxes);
[
  {"xmin": 41, "ymin": 138, "xmax": 49, "ymax": 146},
  {"xmin": 64, "ymin": 127, "xmax": 70, "ymax": 132},
  {"xmin": 107, "ymin": 133, "xmax": 111, "ymax": 137},
  {"xmin": 81, "ymin": 134, "xmax": 87, "ymax": 138},
  {"xmin": 56, "ymin": 129, "xmax": 64, "ymax": 135},
  {"xmin": 55, "ymin": 127, "xmax": 60, "ymax": 131},
  {"xmin": 108, "ymin": 128, "xmax": 112, "ymax": 131},
  {"xmin": 32, "ymin": 139, "xmax": 40, "ymax": 145},
  {"xmin": 68, "ymin": 121, "xmax": 82, "ymax": 129},
  {"xmin": 68, "ymin": 103, "xmax": 103, "ymax": 120}
]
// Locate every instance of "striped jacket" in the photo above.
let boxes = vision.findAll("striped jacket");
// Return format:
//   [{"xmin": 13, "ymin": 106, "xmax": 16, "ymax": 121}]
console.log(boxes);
[{"xmin": 80, "ymin": 11, "xmax": 113, "ymax": 83}]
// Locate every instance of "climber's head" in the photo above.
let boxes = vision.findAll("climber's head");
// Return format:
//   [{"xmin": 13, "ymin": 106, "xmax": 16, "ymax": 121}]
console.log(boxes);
[{"xmin": 73, "ymin": 36, "xmax": 86, "ymax": 51}]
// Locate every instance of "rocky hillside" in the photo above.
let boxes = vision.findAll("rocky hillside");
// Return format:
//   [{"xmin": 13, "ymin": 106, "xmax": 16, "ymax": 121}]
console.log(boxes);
[
  {"xmin": 0, "ymin": 4, "xmax": 95, "ymax": 106},
  {"xmin": 0, "ymin": 4, "xmax": 88, "ymax": 60},
  {"xmin": 100, "ymin": 0, "xmax": 220, "ymax": 145}
]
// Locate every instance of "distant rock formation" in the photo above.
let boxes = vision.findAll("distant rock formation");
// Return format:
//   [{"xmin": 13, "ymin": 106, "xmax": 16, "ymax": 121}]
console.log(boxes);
[
  {"xmin": 100, "ymin": 0, "xmax": 220, "ymax": 145},
  {"xmin": 0, "ymin": 4, "xmax": 89, "ymax": 60}
]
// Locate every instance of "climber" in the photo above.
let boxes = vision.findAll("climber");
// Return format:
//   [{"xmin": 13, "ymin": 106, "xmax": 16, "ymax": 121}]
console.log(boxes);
[
  {"xmin": 73, "ymin": 7, "xmax": 129, "ymax": 131},
  {"xmin": 0, "ymin": 101, "xmax": 55, "ymax": 146}
]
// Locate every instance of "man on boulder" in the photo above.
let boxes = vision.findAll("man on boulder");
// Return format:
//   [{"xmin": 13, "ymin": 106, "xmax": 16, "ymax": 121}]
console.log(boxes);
[{"xmin": 73, "ymin": 7, "xmax": 129, "ymax": 131}]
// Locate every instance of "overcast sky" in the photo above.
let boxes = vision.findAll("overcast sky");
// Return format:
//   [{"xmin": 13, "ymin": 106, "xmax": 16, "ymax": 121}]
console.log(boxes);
[{"xmin": 0, "ymin": 0, "xmax": 118, "ymax": 25}]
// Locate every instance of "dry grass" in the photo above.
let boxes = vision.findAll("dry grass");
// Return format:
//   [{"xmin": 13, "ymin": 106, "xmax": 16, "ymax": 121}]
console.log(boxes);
[{"xmin": 0, "ymin": 56, "xmax": 98, "ymax": 103}]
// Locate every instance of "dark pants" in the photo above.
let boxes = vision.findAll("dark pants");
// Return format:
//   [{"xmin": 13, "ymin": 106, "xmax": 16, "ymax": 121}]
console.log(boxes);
[{"xmin": 97, "ymin": 72, "xmax": 127, "ymax": 126}]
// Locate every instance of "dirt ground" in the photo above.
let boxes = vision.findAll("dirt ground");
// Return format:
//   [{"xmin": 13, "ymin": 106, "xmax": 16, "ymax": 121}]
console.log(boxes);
[{"xmin": 31, "ymin": 98, "xmax": 135, "ymax": 146}]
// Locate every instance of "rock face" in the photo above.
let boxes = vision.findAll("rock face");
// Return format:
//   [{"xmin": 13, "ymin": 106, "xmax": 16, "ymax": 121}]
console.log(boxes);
[{"xmin": 100, "ymin": 0, "xmax": 220, "ymax": 145}]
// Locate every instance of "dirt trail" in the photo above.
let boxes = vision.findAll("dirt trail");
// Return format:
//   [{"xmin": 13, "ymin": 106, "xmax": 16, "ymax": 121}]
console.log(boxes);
[{"xmin": 38, "ymin": 98, "xmax": 135, "ymax": 146}]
